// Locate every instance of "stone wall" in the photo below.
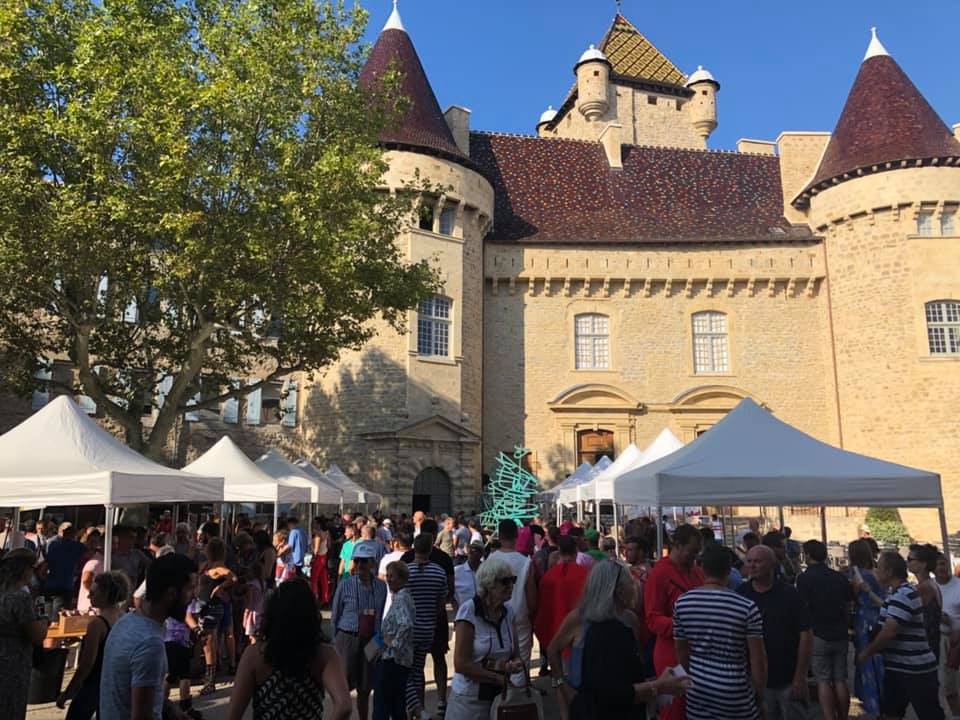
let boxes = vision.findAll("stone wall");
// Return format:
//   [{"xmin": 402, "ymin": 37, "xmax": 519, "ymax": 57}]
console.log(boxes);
[{"xmin": 482, "ymin": 241, "xmax": 839, "ymax": 485}]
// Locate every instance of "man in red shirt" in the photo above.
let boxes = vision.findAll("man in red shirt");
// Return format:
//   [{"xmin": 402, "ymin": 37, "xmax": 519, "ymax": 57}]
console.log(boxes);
[
  {"xmin": 534, "ymin": 535, "xmax": 589, "ymax": 659},
  {"xmin": 644, "ymin": 523, "xmax": 704, "ymax": 719}
]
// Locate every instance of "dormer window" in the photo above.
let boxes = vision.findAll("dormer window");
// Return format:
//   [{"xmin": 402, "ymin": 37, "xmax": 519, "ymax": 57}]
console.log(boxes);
[{"xmin": 917, "ymin": 212, "xmax": 934, "ymax": 236}]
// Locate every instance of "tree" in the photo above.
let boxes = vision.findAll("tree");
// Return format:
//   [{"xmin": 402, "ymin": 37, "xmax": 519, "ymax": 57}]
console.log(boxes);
[
  {"xmin": 865, "ymin": 507, "xmax": 911, "ymax": 549},
  {"xmin": 0, "ymin": 0, "xmax": 439, "ymax": 458}
]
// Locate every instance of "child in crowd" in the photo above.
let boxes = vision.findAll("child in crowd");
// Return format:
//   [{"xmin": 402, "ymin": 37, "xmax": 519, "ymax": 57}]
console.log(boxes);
[
  {"xmin": 273, "ymin": 529, "xmax": 296, "ymax": 586},
  {"xmin": 243, "ymin": 560, "xmax": 266, "ymax": 644}
]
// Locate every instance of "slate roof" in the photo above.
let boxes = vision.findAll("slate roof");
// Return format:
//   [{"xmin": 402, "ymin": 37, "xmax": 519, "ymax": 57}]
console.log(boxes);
[
  {"xmin": 359, "ymin": 26, "xmax": 469, "ymax": 166},
  {"xmin": 470, "ymin": 132, "xmax": 813, "ymax": 244},
  {"xmin": 794, "ymin": 53, "xmax": 960, "ymax": 207}
]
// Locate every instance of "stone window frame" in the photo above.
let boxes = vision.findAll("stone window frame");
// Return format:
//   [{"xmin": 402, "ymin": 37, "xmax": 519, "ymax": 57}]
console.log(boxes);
[
  {"xmin": 925, "ymin": 300, "xmax": 960, "ymax": 356},
  {"xmin": 417, "ymin": 294, "xmax": 452, "ymax": 357},
  {"xmin": 691, "ymin": 310, "xmax": 730, "ymax": 374},
  {"xmin": 573, "ymin": 312, "xmax": 611, "ymax": 369}
]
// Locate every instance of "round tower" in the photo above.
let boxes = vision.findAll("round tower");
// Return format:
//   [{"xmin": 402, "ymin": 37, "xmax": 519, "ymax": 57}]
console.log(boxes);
[
  {"xmin": 354, "ymin": 2, "xmax": 495, "ymax": 513},
  {"xmin": 685, "ymin": 65, "xmax": 719, "ymax": 144},
  {"xmin": 575, "ymin": 45, "xmax": 611, "ymax": 122},
  {"xmin": 797, "ymin": 29, "xmax": 960, "ymax": 537},
  {"xmin": 536, "ymin": 105, "xmax": 557, "ymax": 136}
]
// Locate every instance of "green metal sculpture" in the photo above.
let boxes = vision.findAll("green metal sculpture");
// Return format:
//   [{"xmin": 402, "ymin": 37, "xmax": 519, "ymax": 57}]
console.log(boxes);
[{"xmin": 479, "ymin": 446, "xmax": 541, "ymax": 528}]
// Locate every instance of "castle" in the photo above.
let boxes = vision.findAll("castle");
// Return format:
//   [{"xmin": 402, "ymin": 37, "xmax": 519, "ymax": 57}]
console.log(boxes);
[{"xmin": 15, "ymin": 5, "xmax": 960, "ymax": 536}]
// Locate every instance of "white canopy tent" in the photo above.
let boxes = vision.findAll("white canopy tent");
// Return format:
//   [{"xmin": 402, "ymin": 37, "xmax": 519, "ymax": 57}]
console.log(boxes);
[
  {"xmin": 255, "ymin": 450, "xmax": 342, "ymax": 532},
  {"xmin": 613, "ymin": 398, "xmax": 946, "ymax": 552},
  {"xmin": 295, "ymin": 460, "xmax": 383, "ymax": 506},
  {"xmin": 183, "ymin": 437, "xmax": 310, "ymax": 505},
  {"xmin": 539, "ymin": 461, "xmax": 592, "ymax": 502},
  {"xmin": 0, "ymin": 395, "xmax": 224, "ymax": 568},
  {"xmin": 559, "ymin": 445, "xmax": 642, "ymax": 505}
]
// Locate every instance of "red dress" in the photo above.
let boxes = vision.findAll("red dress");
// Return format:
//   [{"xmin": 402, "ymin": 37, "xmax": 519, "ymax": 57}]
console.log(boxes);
[
  {"xmin": 643, "ymin": 557, "xmax": 703, "ymax": 719},
  {"xmin": 533, "ymin": 560, "xmax": 589, "ymax": 649}
]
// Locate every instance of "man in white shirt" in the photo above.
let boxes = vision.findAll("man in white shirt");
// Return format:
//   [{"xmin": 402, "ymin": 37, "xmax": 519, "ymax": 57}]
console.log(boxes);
[
  {"xmin": 489, "ymin": 519, "xmax": 537, "ymax": 684},
  {"xmin": 936, "ymin": 553, "xmax": 960, "ymax": 717},
  {"xmin": 453, "ymin": 541, "xmax": 484, "ymax": 611},
  {"xmin": 378, "ymin": 532, "xmax": 412, "ymax": 615}
]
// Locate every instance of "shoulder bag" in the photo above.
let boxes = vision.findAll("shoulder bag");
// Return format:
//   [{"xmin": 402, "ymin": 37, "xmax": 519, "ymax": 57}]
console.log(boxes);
[{"xmin": 488, "ymin": 662, "xmax": 543, "ymax": 720}]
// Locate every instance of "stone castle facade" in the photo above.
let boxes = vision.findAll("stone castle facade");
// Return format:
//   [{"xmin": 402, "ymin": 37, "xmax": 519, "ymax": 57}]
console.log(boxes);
[{"xmin": 10, "ymin": 9, "xmax": 960, "ymax": 536}]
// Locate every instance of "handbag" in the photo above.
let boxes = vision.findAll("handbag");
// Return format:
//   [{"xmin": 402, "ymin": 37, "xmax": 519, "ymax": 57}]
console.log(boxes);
[{"xmin": 488, "ymin": 663, "xmax": 544, "ymax": 720}]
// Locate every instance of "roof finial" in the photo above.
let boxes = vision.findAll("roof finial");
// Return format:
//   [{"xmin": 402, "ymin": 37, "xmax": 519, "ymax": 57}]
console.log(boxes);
[
  {"xmin": 863, "ymin": 26, "xmax": 889, "ymax": 61},
  {"xmin": 383, "ymin": 0, "xmax": 405, "ymax": 33}
]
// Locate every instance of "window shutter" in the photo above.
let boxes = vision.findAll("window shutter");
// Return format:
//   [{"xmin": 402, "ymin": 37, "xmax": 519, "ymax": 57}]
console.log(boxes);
[
  {"xmin": 282, "ymin": 379, "xmax": 298, "ymax": 427},
  {"xmin": 77, "ymin": 395, "xmax": 97, "ymax": 414},
  {"xmin": 222, "ymin": 378, "xmax": 239, "ymax": 423},
  {"xmin": 184, "ymin": 392, "xmax": 200, "ymax": 422},
  {"xmin": 122, "ymin": 298, "xmax": 138, "ymax": 323},
  {"xmin": 31, "ymin": 365, "xmax": 51, "ymax": 410},
  {"xmin": 155, "ymin": 375, "xmax": 173, "ymax": 410},
  {"xmin": 245, "ymin": 381, "xmax": 262, "ymax": 425}
]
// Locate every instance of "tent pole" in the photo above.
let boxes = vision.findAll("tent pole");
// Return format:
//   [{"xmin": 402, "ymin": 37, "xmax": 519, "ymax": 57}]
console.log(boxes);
[
  {"xmin": 656, "ymin": 505, "xmax": 663, "ymax": 557},
  {"xmin": 939, "ymin": 506, "xmax": 952, "ymax": 567},
  {"xmin": 273, "ymin": 502, "xmax": 279, "ymax": 535},
  {"xmin": 819, "ymin": 506, "xmax": 827, "ymax": 545},
  {"xmin": 613, "ymin": 503, "xmax": 620, "ymax": 558},
  {"xmin": 104, "ymin": 504, "xmax": 114, "ymax": 572},
  {"xmin": 11, "ymin": 507, "xmax": 20, "ymax": 548},
  {"xmin": 778, "ymin": 506, "xmax": 785, "ymax": 532}
]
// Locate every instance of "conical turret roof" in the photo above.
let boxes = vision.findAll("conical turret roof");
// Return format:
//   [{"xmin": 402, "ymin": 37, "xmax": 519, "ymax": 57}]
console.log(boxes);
[
  {"xmin": 359, "ymin": 6, "xmax": 468, "ymax": 165},
  {"xmin": 794, "ymin": 30, "xmax": 960, "ymax": 207}
]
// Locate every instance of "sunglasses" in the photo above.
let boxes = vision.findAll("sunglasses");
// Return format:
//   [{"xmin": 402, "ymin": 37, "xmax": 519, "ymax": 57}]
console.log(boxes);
[{"xmin": 498, "ymin": 576, "xmax": 518, "ymax": 586}]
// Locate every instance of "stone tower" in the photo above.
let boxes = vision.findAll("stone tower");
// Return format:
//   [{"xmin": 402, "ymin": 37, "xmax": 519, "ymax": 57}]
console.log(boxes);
[
  {"xmin": 686, "ymin": 65, "xmax": 719, "ymax": 142},
  {"xmin": 300, "ymin": 2, "xmax": 494, "ymax": 513},
  {"xmin": 575, "ymin": 44, "xmax": 611, "ymax": 122},
  {"xmin": 792, "ymin": 29, "xmax": 960, "ymax": 527}
]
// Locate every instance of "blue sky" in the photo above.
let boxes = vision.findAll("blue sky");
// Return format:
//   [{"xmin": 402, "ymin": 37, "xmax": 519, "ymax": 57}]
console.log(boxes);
[{"xmin": 360, "ymin": 0, "xmax": 960, "ymax": 150}]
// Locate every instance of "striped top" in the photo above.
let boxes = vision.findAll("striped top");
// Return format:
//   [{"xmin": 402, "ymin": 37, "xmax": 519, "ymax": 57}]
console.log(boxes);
[
  {"xmin": 880, "ymin": 582, "xmax": 938, "ymax": 675},
  {"xmin": 674, "ymin": 587, "xmax": 763, "ymax": 720},
  {"xmin": 405, "ymin": 560, "xmax": 448, "ymax": 646}
]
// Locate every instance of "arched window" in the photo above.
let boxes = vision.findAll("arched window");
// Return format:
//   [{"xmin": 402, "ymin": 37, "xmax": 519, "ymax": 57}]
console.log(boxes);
[
  {"xmin": 926, "ymin": 300, "xmax": 960, "ymax": 355},
  {"xmin": 417, "ymin": 295, "xmax": 451, "ymax": 356},
  {"xmin": 574, "ymin": 313, "xmax": 609, "ymax": 369},
  {"xmin": 692, "ymin": 311, "xmax": 729, "ymax": 373}
]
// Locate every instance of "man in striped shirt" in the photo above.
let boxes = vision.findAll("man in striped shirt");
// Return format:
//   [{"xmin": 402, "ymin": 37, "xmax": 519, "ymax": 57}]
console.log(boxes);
[{"xmin": 857, "ymin": 551, "xmax": 943, "ymax": 719}]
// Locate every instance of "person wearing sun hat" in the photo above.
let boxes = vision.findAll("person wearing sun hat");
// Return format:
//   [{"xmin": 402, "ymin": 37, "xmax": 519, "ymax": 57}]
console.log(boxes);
[{"xmin": 331, "ymin": 542, "xmax": 388, "ymax": 720}]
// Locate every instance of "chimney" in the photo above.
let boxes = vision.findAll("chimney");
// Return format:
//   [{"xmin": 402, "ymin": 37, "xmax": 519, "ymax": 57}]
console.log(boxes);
[
  {"xmin": 444, "ymin": 105, "xmax": 471, "ymax": 156},
  {"xmin": 598, "ymin": 122, "xmax": 623, "ymax": 169}
]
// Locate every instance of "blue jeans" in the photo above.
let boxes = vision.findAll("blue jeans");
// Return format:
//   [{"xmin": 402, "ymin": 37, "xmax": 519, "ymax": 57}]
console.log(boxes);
[{"xmin": 373, "ymin": 658, "xmax": 410, "ymax": 720}]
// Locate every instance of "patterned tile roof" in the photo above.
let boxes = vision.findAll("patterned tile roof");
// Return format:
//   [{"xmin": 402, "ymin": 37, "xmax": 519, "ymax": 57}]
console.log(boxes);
[
  {"xmin": 795, "ymin": 54, "xmax": 960, "ymax": 206},
  {"xmin": 600, "ymin": 14, "xmax": 687, "ymax": 87},
  {"xmin": 470, "ymin": 132, "xmax": 812, "ymax": 244},
  {"xmin": 359, "ymin": 27, "xmax": 469, "ymax": 165}
]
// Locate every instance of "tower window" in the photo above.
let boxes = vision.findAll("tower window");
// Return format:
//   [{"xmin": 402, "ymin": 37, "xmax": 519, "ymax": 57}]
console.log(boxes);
[
  {"xmin": 438, "ymin": 206, "xmax": 455, "ymax": 236},
  {"xmin": 926, "ymin": 300, "xmax": 960, "ymax": 355},
  {"xmin": 692, "ymin": 311, "xmax": 729, "ymax": 373},
  {"xmin": 574, "ymin": 313, "xmax": 610, "ymax": 369},
  {"xmin": 917, "ymin": 212, "xmax": 934, "ymax": 235},
  {"xmin": 593, "ymin": 70, "xmax": 599, "ymax": 77},
  {"xmin": 417, "ymin": 295, "xmax": 451, "ymax": 357},
  {"xmin": 647, "ymin": 95, "xmax": 657, "ymax": 105},
  {"xmin": 418, "ymin": 204, "xmax": 434, "ymax": 231},
  {"xmin": 941, "ymin": 210, "xmax": 956, "ymax": 236}
]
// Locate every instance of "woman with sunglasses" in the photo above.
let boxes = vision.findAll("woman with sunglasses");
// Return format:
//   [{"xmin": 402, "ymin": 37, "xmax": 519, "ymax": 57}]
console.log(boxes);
[{"xmin": 446, "ymin": 555, "xmax": 523, "ymax": 720}]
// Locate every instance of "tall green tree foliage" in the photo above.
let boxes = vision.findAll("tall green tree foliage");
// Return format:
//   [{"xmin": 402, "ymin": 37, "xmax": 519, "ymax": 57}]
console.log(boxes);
[{"xmin": 0, "ymin": 0, "xmax": 438, "ymax": 457}]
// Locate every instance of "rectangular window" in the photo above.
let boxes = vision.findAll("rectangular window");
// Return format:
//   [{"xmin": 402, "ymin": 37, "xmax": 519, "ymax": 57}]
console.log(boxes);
[
  {"xmin": 417, "ymin": 296, "xmax": 451, "ymax": 356},
  {"xmin": 941, "ymin": 211, "xmax": 956, "ymax": 236},
  {"xmin": 438, "ymin": 206, "xmax": 455, "ymax": 235},
  {"xmin": 245, "ymin": 381, "xmax": 262, "ymax": 425},
  {"xmin": 927, "ymin": 300, "xmax": 960, "ymax": 355},
  {"xmin": 692, "ymin": 311, "xmax": 729, "ymax": 373},
  {"xmin": 418, "ymin": 204, "xmax": 434, "ymax": 231},
  {"xmin": 282, "ymin": 379, "xmax": 298, "ymax": 427},
  {"xmin": 222, "ymin": 378, "xmax": 240, "ymax": 424},
  {"xmin": 574, "ymin": 314, "xmax": 610, "ymax": 369},
  {"xmin": 917, "ymin": 212, "xmax": 934, "ymax": 235}
]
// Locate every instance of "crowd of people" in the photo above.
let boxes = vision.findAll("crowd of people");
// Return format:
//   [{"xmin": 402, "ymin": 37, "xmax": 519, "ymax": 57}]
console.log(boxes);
[{"xmin": 0, "ymin": 508, "xmax": 957, "ymax": 719}]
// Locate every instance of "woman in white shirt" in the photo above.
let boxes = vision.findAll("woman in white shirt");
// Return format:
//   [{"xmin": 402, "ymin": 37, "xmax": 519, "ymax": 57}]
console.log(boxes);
[{"xmin": 446, "ymin": 556, "xmax": 523, "ymax": 720}]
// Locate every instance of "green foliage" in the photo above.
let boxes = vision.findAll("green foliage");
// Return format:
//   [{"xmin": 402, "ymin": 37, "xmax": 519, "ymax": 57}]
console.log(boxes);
[
  {"xmin": 865, "ymin": 507, "xmax": 912, "ymax": 548},
  {"xmin": 0, "ymin": 0, "xmax": 440, "ymax": 456}
]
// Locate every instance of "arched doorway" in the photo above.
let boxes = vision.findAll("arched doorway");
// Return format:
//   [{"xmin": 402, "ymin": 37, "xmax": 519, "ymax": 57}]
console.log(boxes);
[
  {"xmin": 577, "ymin": 429, "xmax": 615, "ymax": 465},
  {"xmin": 412, "ymin": 467, "xmax": 451, "ymax": 515}
]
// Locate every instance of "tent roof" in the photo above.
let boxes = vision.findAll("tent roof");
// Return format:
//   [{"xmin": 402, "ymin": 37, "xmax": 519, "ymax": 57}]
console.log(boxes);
[
  {"xmin": 539, "ymin": 461, "xmax": 593, "ymax": 499},
  {"xmin": 183, "ymin": 437, "xmax": 310, "ymax": 505},
  {"xmin": 559, "ymin": 452, "xmax": 620, "ymax": 503},
  {"xmin": 637, "ymin": 428, "xmax": 684, "ymax": 465},
  {"xmin": 614, "ymin": 398, "xmax": 941, "ymax": 507},
  {"xmin": 0, "ymin": 395, "xmax": 223, "ymax": 506},
  {"xmin": 295, "ymin": 460, "xmax": 382, "ymax": 505},
  {"xmin": 255, "ymin": 450, "xmax": 342, "ymax": 505},
  {"xmin": 573, "ymin": 443, "xmax": 644, "ymax": 502}
]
